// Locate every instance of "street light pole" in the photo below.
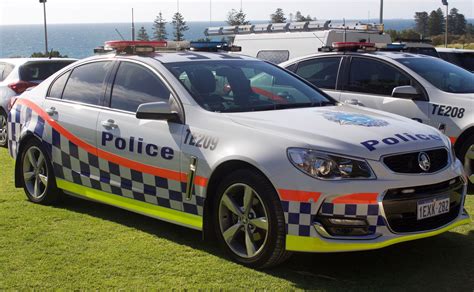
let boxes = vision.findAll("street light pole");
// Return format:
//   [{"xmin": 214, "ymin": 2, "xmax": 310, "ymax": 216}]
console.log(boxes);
[
  {"xmin": 39, "ymin": 0, "xmax": 48, "ymax": 54},
  {"xmin": 442, "ymin": 0, "xmax": 449, "ymax": 48}
]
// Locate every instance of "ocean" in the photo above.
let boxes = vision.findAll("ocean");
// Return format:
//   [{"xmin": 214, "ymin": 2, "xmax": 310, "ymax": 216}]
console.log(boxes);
[{"xmin": 0, "ymin": 19, "xmax": 471, "ymax": 59}]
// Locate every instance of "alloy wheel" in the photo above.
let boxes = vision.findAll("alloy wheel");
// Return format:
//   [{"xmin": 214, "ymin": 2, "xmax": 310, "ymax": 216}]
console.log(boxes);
[
  {"xmin": 23, "ymin": 146, "xmax": 48, "ymax": 200},
  {"xmin": 0, "ymin": 114, "xmax": 7, "ymax": 146},
  {"xmin": 218, "ymin": 183, "xmax": 269, "ymax": 258}
]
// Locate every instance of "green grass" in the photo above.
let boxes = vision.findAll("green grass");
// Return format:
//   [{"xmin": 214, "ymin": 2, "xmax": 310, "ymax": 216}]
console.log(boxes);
[{"xmin": 0, "ymin": 148, "xmax": 472, "ymax": 290}]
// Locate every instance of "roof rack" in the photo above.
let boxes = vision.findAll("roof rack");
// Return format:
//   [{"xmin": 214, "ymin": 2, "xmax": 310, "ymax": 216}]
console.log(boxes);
[{"xmin": 204, "ymin": 21, "xmax": 384, "ymax": 36}]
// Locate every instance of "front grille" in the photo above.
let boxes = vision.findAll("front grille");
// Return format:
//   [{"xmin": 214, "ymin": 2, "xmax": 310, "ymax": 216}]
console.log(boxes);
[
  {"xmin": 383, "ymin": 177, "xmax": 464, "ymax": 233},
  {"xmin": 383, "ymin": 148, "xmax": 449, "ymax": 174}
]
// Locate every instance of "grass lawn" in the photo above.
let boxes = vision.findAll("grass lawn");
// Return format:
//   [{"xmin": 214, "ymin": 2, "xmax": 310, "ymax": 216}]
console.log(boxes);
[{"xmin": 0, "ymin": 147, "xmax": 473, "ymax": 290}]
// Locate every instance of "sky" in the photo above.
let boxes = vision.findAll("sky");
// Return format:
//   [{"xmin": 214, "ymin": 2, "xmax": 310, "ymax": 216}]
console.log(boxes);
[{"xmin": 0, "ymin": 0, "xmax": 472, "ymax": 25}]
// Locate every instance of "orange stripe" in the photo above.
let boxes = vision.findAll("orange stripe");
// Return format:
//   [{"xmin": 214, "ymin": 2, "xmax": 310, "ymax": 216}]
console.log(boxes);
[
  {"xmin": 17, "ymin": 99, "xmax": 208, "ymax": 185},
  {"xmin": 279, "ymin": 189, "xmax": 321, "ymax": 202},
  {"xmin": 449, "ymin": 136, "xmax": 457, "ymax": 144},
  {"xmin": 332, "ymin": 193, "xmax": 379, "ymax": 204}
]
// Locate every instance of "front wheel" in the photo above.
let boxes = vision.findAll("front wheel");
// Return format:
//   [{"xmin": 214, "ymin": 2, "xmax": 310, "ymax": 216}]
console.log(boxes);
[
  {"xmin": 20, "ymin": 138, "xmax": 60, "ymax": 204},
  {"xmin": 213, "ymin": 169, "xmax": 290, "ymax": 268},
  {"xmin": 458, "ymin": 136, "xmax": 474, "ymax": 186}
]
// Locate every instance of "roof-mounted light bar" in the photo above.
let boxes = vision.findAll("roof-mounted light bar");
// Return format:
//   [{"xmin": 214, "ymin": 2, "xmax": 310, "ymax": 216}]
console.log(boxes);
[{"xmin": 189, "ymin": 41, "xmax": 241, "ymax": 52}]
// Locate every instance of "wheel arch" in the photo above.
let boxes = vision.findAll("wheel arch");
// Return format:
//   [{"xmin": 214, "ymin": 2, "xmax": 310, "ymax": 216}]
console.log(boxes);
[
  {"xmin": 202, "ymin": 159, "xmax": 279, "ymax": 241},
  {"xmin": 454, "ymin": 126, "xmax": 474, "ymax": 156}
]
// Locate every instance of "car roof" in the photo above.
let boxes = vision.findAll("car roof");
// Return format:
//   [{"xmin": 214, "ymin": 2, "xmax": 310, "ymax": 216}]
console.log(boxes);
[
  {"xmin": 436, "ymin": 48, "xmax": 474, "ymax": 53},
  {"xmin": 282, "ymin": 51, "xmax": 435, "ymax": 65},
  {"xmin": 0, "ymin": 58, "xmax": 78, "ymax": 66}
]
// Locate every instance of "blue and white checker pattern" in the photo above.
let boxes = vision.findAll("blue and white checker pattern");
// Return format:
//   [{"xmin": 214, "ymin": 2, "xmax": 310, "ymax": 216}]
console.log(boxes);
[
  {"xmin": 281, "ymin": 199, "xmax": 388, "ymax": 237},
  {"xmin": 319, "ymin": 202, "xmax": 387, "ymax": 234},
  {"xmin": 8, "ymin": 103, "xmax": 205, "ymax": 216}
]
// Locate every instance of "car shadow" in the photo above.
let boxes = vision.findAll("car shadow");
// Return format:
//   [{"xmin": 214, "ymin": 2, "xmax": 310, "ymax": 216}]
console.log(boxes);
[{"xmin": 53, "ymin": 195, "xmax": 473, "ymax": 290}]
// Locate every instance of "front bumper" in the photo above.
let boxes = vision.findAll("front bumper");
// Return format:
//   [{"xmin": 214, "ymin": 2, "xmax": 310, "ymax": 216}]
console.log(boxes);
[{"xmin": 276, "ymin": 158, "xmax": 471, "ymax": 252}]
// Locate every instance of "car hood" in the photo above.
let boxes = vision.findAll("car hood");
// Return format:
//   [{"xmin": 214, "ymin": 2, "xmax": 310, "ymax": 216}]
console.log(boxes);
[{"xmin": 226, "ymin": 105, "xmax": 447, "ymax": 160}]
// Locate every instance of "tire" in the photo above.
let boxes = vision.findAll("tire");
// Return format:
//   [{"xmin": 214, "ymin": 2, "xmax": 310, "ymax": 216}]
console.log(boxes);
[
  {"xmin": 212, "ymin": 168, "xmax": 291, "ymax": 268},
  {"xmin": 19, "ymin": 138, "xmax": 60, "ymax": 205},
  {"xmin": 0, "ymin": 110, "xmax": 7, "ymax": 148},
  {"xmin": 457, "ymin": 135, "xmax": 474, "ymax": 187}
]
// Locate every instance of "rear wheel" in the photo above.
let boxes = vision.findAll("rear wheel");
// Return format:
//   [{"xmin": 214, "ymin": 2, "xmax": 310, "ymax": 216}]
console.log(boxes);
[
  {"xmin": 0, "ymin": 111, "xmax": 7, "ymax": 148},
  {"xmin": 20, "ymin": 139, "xmax": 60, "ymax": 204},
  {"xmin": 213, "ymin": 169, "xmax": 290, "ymax": 268}
]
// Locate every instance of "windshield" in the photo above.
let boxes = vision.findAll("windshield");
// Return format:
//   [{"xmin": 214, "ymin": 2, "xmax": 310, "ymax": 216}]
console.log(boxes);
[
  {"xmin": 398, "ymin": 57, "xmax": 474, "ymax": 94},
  {"xmin": 164, "ymin": 60, "xmax": 335, "ymax": 112}
]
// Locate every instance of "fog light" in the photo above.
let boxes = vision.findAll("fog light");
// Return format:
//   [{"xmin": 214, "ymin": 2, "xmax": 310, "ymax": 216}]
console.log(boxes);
[{"xmin": 328, "ymin": 218, "xmax": 367, "ymax": 226}]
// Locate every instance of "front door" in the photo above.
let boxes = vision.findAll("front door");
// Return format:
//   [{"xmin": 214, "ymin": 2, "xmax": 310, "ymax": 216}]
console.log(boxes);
[{"xmin": 96, "ymin": 61, "xmax": 187, "ymax": 212}]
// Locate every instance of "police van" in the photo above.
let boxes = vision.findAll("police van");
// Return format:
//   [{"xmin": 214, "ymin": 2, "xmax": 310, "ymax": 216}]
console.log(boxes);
[
  {"xmin": 8, "ymin": 41, "xmax": 470, "ymax": 268},
  {"xmin": 281, "ymin": 42, "xmax": 474, "ymax": 184},
  {"xmin": 205, "ymin": 21, "xmax": 391, "ymax": 64}
]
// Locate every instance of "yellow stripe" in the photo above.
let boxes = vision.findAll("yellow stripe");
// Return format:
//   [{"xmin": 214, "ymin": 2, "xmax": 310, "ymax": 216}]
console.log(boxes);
[
  {"xmin": 56, "ymin": 178, "xmax": 203, "ymax": 230},
  {"xmin": 286, "ymin": 218, "xmax": 471, "ymax": 252}
]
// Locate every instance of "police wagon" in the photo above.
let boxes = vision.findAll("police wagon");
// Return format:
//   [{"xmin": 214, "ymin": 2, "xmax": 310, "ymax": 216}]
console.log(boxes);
[{"xmin": 8, "ymin": 41, "xmax": 470, "ymax": 268}]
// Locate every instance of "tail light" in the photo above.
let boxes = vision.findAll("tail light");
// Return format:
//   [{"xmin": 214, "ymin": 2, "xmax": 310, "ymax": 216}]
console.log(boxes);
[
  {"xmin": 8, "ymin": 80, "xmax": 38, "ymax": 95},
  {"xmin": 7, "ymin": 97, "xmax": 18, "ymax": 112}
]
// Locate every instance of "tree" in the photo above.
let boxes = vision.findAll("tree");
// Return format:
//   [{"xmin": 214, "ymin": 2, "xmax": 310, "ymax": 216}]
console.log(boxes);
[
  {"xmin": 270, "ymin": 8, "xmax": 286, "ymax": 23},
  {"xmin": 30, "ymin": 50, "xmax": 68, "ymax": 58},
  {"xmin": 428, "ymin": 8, "xmax": 445, "ymax": 36},
  {"xmin": 414, "ymin": 12, "xmax": 429, "ymax": 37},
  {"xmin": 137, "ymin": 26, "xmax": 149, "ymax": 41},
  {"xmin": 152, "ymin": 12, "xmax": 168, "ymax": 40},
  {"xmin": 226, "ymin": 9, "xmax": 250, "ymax": 26},
  {"xmin": 172, "ymin": 12, "xmax": 189, "ymax": 41},
  {"xmin": 294, "ymin": 11, "xmax": 314, "ymax": 22},
  {"xmin": 448, "ymin": 8, "xmax": 467, "ymax": 35}
]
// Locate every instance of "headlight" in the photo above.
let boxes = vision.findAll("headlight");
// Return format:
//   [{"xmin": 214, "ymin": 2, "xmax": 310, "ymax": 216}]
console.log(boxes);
[{"xmin": 287, "ymin": 148, "xmax": 376, "ymax": 180}]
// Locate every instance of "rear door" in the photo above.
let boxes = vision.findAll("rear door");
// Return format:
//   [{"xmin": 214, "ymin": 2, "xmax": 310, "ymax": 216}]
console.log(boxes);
[
  {"xmin": 292, "ymin": 56, "xmax": 343, "ymax": 100},
  {"xmin": 43, "ymin": 61, "xmax": 114, "ymax": 183},
  {"xmin": 96, "ymin": 60, "xmax": 186, "ymax": 210},
  {"xmin": 339, "ymin": 56, "xmax": 431, "ymax": 123}
]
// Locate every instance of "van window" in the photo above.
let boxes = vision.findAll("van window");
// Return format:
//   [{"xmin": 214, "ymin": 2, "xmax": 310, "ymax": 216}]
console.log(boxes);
[
  {"xmin": 62, "ymin": 61, "xmax": 112, "ymax": 106},
  {"xmin": 110, "ymin": 62, "xmax": 171, "ymax": 112},
  {"xmin": 295, "ymin": 57, "xmax": 342, "ymax": 90},
  {"xmin": 256, "ymin": 50, "xmax": 290, "ymax": 64},
  {"xmin": 346, "ymin": 58, "xmax": 411, "ymax": 96}
]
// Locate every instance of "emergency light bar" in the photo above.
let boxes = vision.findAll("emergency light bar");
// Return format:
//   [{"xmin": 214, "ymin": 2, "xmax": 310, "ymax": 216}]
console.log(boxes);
[
  {"xmin": 189, "ymin": 41, "xmax": 242, "ymax": 52},
  {"xmin": 332, "ymin": 42, "xmax": 376, "ymax": 51},
  {"xmin": 94, "ymin": 40, "xmax": 240, "ymax": 54}
]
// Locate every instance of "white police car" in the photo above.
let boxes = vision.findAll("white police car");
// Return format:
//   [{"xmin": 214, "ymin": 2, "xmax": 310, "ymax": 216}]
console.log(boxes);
[
  {"xmin": 8, "ymin": 41, "xmax": 470, "ymax": 268},
  {"xmin": 281, "ymin": 43, "xmax": 474, "ymax": 184}
]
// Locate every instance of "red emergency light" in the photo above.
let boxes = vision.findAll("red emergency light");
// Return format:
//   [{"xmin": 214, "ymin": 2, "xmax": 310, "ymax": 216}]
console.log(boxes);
[
  {"xmin": 104, "ymin": 40, "xmax": 168, "ymax": 54},
  {"xmin": 332, "ymin": 42, "xmax": 376, "ymax": 51}
]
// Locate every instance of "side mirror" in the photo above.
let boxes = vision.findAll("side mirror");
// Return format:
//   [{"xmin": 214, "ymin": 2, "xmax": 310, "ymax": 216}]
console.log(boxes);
[
  {"xmin": 391, "ymin": 85, "xmax": 422, "ymax": 100},
  {"xmin": 136, "ymin": 102, "xmax": 181, "ymax": 123}
]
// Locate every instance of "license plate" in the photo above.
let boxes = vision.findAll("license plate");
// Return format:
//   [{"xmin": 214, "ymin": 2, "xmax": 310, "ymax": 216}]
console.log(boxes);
[{"xmin": 417, "ymin": 196, "xmax": 450, "ymax": 220}]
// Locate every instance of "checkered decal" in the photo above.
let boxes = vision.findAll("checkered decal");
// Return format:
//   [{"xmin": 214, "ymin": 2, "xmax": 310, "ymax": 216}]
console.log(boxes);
[
  {"xmin": 7, "ymin": 102, "xmax": 205, "ymax": 216},
  {"xmin": 282, "ymin": 200, "xmax": 388, "ymax": 237}
]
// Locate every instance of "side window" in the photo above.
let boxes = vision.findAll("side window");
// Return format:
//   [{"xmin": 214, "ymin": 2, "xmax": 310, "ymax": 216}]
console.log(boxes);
[
  {"xmin": 257, "ymin": 50, "xmax": 290, "ymax": 64},
  {"xmin": 62, "ymin": 61, "xmax": 112, "ymax": 106},
  {"xmin": 346, "ymin": 58, "xmax": 412, "ymax": 96},
  {"xmin": 110, "ymin": 62, "xmax": 171, "ymax": 112},
  {"xmin": 48, "ymin": 71, "xmax": 70, "ymax": 99},
  {"xmin": 295, "ymin": 57, "xmax": 342, "ymax": 90}
]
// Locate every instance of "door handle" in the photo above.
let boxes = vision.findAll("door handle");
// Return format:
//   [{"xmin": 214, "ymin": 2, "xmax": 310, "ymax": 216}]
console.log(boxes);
[
  {"xmin": 45, "ymin": 107, "xmax": 57, "ymax": 116},
  {"xmin": 101, "ymin": 119, "xmax": 118, "ymax": 129}
]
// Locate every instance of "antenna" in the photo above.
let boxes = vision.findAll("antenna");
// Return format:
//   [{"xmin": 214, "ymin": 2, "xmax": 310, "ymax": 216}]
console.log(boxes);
[
  {"xmin": 115, "ymin": 28, "xmax": 125, "ymax": 40},
  {"xmin": 131, "ymin": 8, "xmax": 135, "ymax": 41}
]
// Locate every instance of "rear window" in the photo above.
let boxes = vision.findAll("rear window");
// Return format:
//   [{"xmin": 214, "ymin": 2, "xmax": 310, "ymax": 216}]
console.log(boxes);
[{"xmin": 19, "ymin": 61, "xmax": 75, "ymax": 82}]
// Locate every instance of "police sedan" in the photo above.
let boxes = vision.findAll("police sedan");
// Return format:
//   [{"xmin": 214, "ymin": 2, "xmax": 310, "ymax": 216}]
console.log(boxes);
[
  {"xmin": 280, "ymin": 43, "xmax": 474, "ymax": 185},
  {"xmin": 8, "ymin": 41, "xmax": 470, "ymax": 268}
]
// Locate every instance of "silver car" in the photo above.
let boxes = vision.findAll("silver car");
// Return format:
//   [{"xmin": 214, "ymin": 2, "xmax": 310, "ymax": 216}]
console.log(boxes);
[
  {"xmin": 8, "ymin": 43, "xmax": 470, "ymax": 268},
  {"xmin": 0, "ymin": 58, "xmax": 77, "ymax": 147}
]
